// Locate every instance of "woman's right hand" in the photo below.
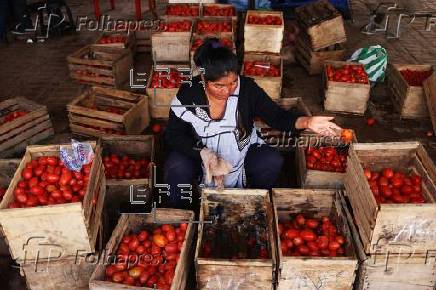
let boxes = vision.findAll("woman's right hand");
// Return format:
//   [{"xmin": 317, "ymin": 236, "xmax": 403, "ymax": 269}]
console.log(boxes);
[{"xmin": 295, "ymin": 116, "xmax": 342, "ymax": 137}]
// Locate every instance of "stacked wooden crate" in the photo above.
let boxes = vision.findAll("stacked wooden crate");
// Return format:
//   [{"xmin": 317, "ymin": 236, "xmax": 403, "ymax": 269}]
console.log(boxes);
[
  {"xmin": 146, "ymin": 63, "xmax": 191, "ymax": 119},
  {"xmin": 195, "ymin": 189, "xmax": 277, "ymax": 289},
  {"xmin": 388, "ymin": 63, "xmax": 434, "ymax": 119},
  {"xmin": 0, "ymin": 98, "xmax": 54, "ymax": 158},
  {"xmin": 424, "ymin": 73, "xmax": 436, "ymax": 134},
  {"xmin": 67, "ymin": 86, "xmax": 149, "ymax": 138},
  {"xmin": 67, "ymin": 45, "xmax": 133, "ymax": 89},
  {"xmin": 243, "ymin": 10, "xmax": 284, "ymax": 100},
  {"xmin": 272, "ymin": 189, "xmax": 358, "ymax": 290},
  {"xmin": 295, "ymin": 0, "xmax": 347, "ymax": 75},
  {"xmin": 0, "ymin": 142, "xmax": 106, "ymax": 290},
  {"xmin": 344, "ymin": 142, "xmax": 436, "ymax": 289},
  {"xmin": 94, "ymin": 31, "xmax": 137, "ymax": 55}
]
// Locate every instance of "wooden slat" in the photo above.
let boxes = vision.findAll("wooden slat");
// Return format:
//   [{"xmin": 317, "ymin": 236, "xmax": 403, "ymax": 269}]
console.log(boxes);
[{"xmin": 423, "ymin": 73, "xmax": 436, "ymax": 134}]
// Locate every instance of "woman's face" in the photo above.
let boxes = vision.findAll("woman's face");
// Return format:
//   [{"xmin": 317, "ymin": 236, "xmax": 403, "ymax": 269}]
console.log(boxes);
[{"xmin": 204, "ymin": 72, "xmax": 238, "ymax": 101}]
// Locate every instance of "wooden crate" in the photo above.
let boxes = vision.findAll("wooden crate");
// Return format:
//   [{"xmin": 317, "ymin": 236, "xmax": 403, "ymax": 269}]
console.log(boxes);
[
  {"xmin": 89, "ymin": 209, "xmax": 195, "ymax": 290},
  {"xmin": 242, "ymin": 52, "xmax": 283, "ymax": 100},
  {"xmin": 201, "ymin": 3, "xmax": 237, "ymax": 32},
  {"xmin": 323, "ymin": 61, "xmax": 371, "ymax": 115},
  {"xmin": 146, "ymin": 63, "xmax": 191, "ymax": 119},
  {"xmin": 0, "ymin": 142, "xmax": 106, "ymax": 263},
  {"xmin": 295, "ymin": 0, "xmax": 346, "ymax": 50},
  {"xmin": 424, "ymin": 73, "xmax": 436, "ymax": 134},
  {"xmin": 272, "ymin": 189, "xmax": 358, "ymax": 290},
  {"xmin": 254, "ymin": 97, "xmax": 312, "ymax": 149},
  {"xmin": 135, "ymin": 29, "xmax": 151, "ymax": 53},
  {"xmin": 94, "ymin": 31, "xmax": 136, "ymax": 54},
  {"xmin": 388, "ymin": 63, "xmax": 433, "ymax": 119},
  {"xmin": 67, "ymin": 86, "xmax": 149, "ymax": 138},
  {"xmin": 22, "ymin": 254, "xmax": 98, "ymax": 290},
  {"xmin": 195, "ymin": 189, "xmax": 277, "ymax": 290},
  {"xmin": 244, "ymin": 10, "xmax": 284, "ymax": 54},
  {"xmin": 169, "ymin": 0, "xmax": 214, "ymax": 3},
  {"xmin": 295, "ymin": 34, "xmax": 346, "ymax": 75},
  {"xmin": 162, "ymin": 3, "xmax": 200, "ymax": 21},
  {"xmin": 151, "ymin": 20, "xmax": 192, "ymax": 62},
  {"xmin": 295, "ymin": 130, "xmax": 357, "ymax": 189},
  {"xmin": 67, "ymin": 45, "xmax": 133, "ymax": 89},
  {"xmin": 0, "ymin": 98, "xmax": 54, "ymax": 158},
  {"xmin": 344, "ymin": 142, "xmax": 436, "ymax": 255},
  {"xmin": 193, "ymin": 18, "xmax": 234, "ymax": 39},
  {"xmin": 341, "ymin": 190, "xmax": 436, "ymax": 290}
]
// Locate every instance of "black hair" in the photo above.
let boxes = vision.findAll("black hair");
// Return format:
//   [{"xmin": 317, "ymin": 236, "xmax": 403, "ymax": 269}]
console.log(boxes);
[{"xmin": 193, "ymin": 37, "xmax": 239, "ymax": 82}]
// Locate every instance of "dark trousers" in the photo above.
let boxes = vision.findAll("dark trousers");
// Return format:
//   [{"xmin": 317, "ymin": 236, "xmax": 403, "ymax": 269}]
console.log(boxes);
[{"xmin": 163, "ymin": 144, "xmax": 283, "ymax": 208}]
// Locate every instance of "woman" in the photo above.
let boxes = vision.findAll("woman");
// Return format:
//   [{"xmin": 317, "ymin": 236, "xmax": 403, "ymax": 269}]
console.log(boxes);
[{"xmin": 164, "ymin": 38, "xmax": 341, "ymax": 208}]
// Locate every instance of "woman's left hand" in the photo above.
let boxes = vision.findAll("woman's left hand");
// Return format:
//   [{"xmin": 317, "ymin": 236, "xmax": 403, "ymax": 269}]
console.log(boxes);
[{"xmin": 295, "ymin": 116, "xmax": 342, "ymax": 136}]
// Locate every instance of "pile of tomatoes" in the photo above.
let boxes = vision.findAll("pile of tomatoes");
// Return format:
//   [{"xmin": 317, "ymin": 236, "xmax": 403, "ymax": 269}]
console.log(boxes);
[
  {"xmin": 196, "ymin": 20, "xmax": 232, "ymax": 34},
  {"xmin": 279, "ymin": 215, "xmax": 346, "ymax": 257},
  {"xmin": 149, "ymin": 69, "xmax": 189, "ymax": 89},
  {"xmin": 165, "ymin": 4, "xmax": 199, "ymax": 16},
  {"xmin": 0, "ymin": 187, "xmax": 5, "ymax": 202},
  {"xmin": 364, "ymin": 168, "xmax": 425, "ymax": 204},
  {"xmin": 243, "ymin": 61, "xmax": 280, "ymax": 77},
  {"xmin": 247, "ymin": 15, "xmax": 282, "ymax": 25},
  {"xmin": 97, "ymin": 35, "xmax": 126, "ymax": 44},
  {"xmin": 191, "ymin": 37, "xmax": 233, "ymax": 51},
  {"xmin": 8, "ymin": 156, "xmax": 93, "ymax": 208},
  {"xmin": 105, "ymin": 223, "xmax": 187, "ymax": 289},
  {"xmin": 103, "ymin": 154, "xmax": 150, "ymax": 179},
  {"xmin": 1, "ymin": 111, "xmax": 28, "ymax": 125},
  {"xmin": 203, "ymin": 5, "xmax": 236, "ymax": 17},
  {"xmin": 326, "ymin": 64, "xmax": 369, "ymax": 84},
  {"xmin": 400, "ymin": 69, "xmax": 432, "ymax": 86},
  {"xmin": 305, "ymin": 146, "xmax": 348, "ymax": 173},
  {"xmin": 158, "ymin": 21, "xmax": 191, "ymax": 32}
]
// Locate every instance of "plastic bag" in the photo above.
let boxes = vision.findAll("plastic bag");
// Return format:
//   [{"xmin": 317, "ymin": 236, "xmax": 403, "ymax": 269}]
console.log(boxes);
[{"xmin": 60, "ymin": 140, "xmax": 94, "ymax": 172}]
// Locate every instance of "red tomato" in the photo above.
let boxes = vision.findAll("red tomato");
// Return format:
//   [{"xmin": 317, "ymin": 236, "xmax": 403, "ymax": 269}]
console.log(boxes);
[
  {"xmin": 128, "ymin": 266, "xmax": 145, "ymax": 278},
  {"xmin": 293, "ymin": 237, "xmax": 304, "ymax": 246},
  {"xmin": 285, "ymin": 229, "xmax": 299, "ymax": 240},
  {"xmin": 22, "ymin": 168, "xmax": 33, "ymax": 180},
  {"xmin": 297, "ymin": 245, "xmax": 310, "ymax": 256},
  {"xmin": 305, "ymin": 219, "xmax": 319, "ymax": 229},
  {"xmin": 112, "ymin": 271, "xmax": 125, "ymax": 283},
  {"xmin": 296, "ymin": 214, "xmax": 305, "ymax": 226},
  {"xmin": 382, "ymin": 168, "xmax": 394, "ymax": 179},
  {"xmin": 300, "ymin": 229, "xmax": 317, "ymax": 242},
  {"xmin": 329, "ymin": 241, "xmax": 341, "ymax": 251}
]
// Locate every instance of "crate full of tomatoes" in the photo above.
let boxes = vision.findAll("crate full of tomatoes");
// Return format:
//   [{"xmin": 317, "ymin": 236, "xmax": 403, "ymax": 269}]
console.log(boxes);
[
  {"xmin": 242, "ymin": 53, "xmax": 282, "ymax": 100},
  {"xmin": 94, "ymin": 32, "xmax": 136, "ymax": 54},
  {"xmin": 323, "ymin": 61, "xmax": 371, "ymax": 115},
  {"xmin": 273, "ymin": 189, "xmax": 358, "ymax": 290},
  {"xmin": 195, "ymin": 189, "xmax": 276, "ymax": 289},
  {"xmin": 146, "ymin": 64, "xmax": 191, "ymax": 119},
  {"xmin": 388, "ymin": 63, "xmax": 433, "ymax": 119},
  {"xmin": 194, "ymin": 18, "xmax": 233, "ymax": 39},
  {"xmin": 89, "ymin": 209, "xmax": 194, "ymax": 290},
  {"xmin": 0, "ymin": 142, "xmax": 105, "ymax": 263},
  {"xmin": 244, "ymin": 10, "xmax": 284, "ymax": 54},
  {"xmin": 0, "ymin": 97, "xmax": 54, "ymax": 158},
  {"xmin": 296, "ymin": 129, "xmax": 356, "ymax": 189},
  {"xmin": 151, "ymin": 20, "xmax": 192, "ymax": 62},
  {"xmin": 344, "ymin": 142, "xmax": 436, "ymax": 255},
  {"xmin": 67, "ymin": 45, "xmax": 133, "ymax": 88},
  {"xmin": 67, "ymin": 86, "xmax": 149, "ymax": 138},
  {"xmin": 164, "ymin": 3, "xmax": 200, "ymax": 20}
]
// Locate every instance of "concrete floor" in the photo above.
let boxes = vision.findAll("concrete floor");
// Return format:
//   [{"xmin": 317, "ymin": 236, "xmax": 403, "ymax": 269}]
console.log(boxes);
[{"xmin": 0, "ymin": 0, "xmax": 435, "ymax": 289}]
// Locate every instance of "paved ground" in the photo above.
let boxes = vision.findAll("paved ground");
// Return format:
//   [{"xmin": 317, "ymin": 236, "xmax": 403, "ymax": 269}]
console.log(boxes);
[{"xmin": 0, "ymin": 0, "xmax": 435, "ymax": 289}]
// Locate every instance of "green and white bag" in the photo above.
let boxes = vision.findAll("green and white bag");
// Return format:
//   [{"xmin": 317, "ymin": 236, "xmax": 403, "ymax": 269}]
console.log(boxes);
[{"xmin": 348, "ymin": 45, "xmax": 388, "ymax": 83}]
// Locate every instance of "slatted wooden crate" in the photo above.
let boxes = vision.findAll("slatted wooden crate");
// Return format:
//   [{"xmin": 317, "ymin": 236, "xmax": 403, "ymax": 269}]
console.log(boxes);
[
  {"xmin": 89, "ymin": 209, "xmax": 195, "ymax": 290},
  {"xmin": 135, "ymin": 29, "xmax": 151, "ymax": 53},
  {"xmin": 94, "ymin": 31, "xmax": 136, "ymax": 54},
  {"xmin": 295, "ymin": 0, "xmax": 346, "ymax": 51},
  {"xmin": 344, "ymin": 142, "xmax": 436, "ymax": 255},
  {"xmin": 254, "ymin": 97, "xmax": 311, "ymax": 149},
  {"xmin": 0, "ymin": 142, "xmax": 106, "ymax": 263},
  {"xmin": 244, "ymin": 10, "xmax": 284, "ymax": 54},
  {"xmin": 162, "ymin": 3, "xmax": 200, "ymax": 21},
  {"xmin": 295, "ymin": 130, "xmax": 357, "ymax": 189},
  {"xmin": 151, "ymin": 20, "xmax": 192, "ymax": 62},
  {"xmin": 193, "ymin": 18, "xmax": 234, "ymax": 39},
  {"xmin": 323, "ymin": 61, "xmax": 371, "ymax": 115},
  {"xmin": 272, "ymin": 189, "xmax": 358, "ymax": 290},
  {"xmin": 146, "ymin": 63, "xmax": 191, "ymax": 119},
  {"xmin": 341, "ymin": 191, "xmax": 436, "ymax": 290},
  {"xmin": 67, "ymin": 45, "xmax": 133, "ymax": 88},
  {"xmin": 0, "ymin": 159, "xmax": 20, "ymax": 255},
  {"xmin": 295, "ymin": 33, "xmax": 346, "ymax": 75},
  {"xmin": 22, "ymin": 253, "xmax": 98, "ymax": 290},
  {"xmin": 388, "ymin": 63, "xmax": 433, "ymax": 119},
  {"xmin": 195, "ymin": 189, "xmax": 277, "ymax": 290},
  {"xmin": 67, "ymin": 86, "xmax": 149, "ymax": 138},
  {"xmin": 0, "ymin": 98, "xmax": 54, "ymax": 158},
  {"xmin": 201, "ymin": 3, "xmax": 237, "ymax": 32},
  {"xmin": 242, "ymin": 52, "xmax": 283, "ymax": 100},
  {"xmin": 424, "ymin": 73, "xmax": 436, "ymax": 134},
  {"xmin": 169, "ymin": 0, "xmax": 214, "ymax": 3}
]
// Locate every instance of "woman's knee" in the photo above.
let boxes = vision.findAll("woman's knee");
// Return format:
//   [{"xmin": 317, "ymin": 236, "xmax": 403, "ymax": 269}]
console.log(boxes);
[
  {"xmin": 164, "ymin": 151, "xmax": 199, "ymax": 182},
  {"xmin": 247, "ymin": 145, "xmax": 283, "ymax": 173}
]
